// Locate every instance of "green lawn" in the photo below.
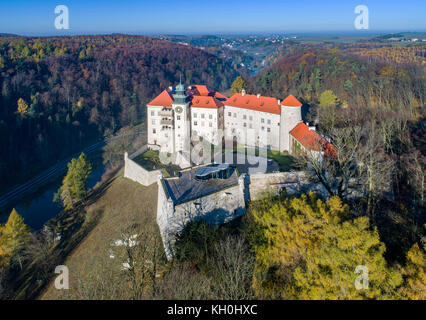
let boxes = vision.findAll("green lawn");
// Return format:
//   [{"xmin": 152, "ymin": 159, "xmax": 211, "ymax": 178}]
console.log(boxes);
[
  {"xmin": 267, "ymin": 150, "xmax": 295, "ymax": 171},
  {"xmin": 133, "ymin": 150, "xmax": 181, "ymax": 177}
]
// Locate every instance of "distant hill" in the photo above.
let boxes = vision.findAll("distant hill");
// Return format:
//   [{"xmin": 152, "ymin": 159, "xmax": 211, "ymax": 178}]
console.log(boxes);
[
  {"xmin": 245, "ymin": 47, "xmax": 424, "ymax": 110},
  {"xmin": 0, "ymin": 33, "xmax": 19, "ymax": 37},
  {"xmin": 0, "ymin": 34, "xmax": 239, "ymax": 192}
]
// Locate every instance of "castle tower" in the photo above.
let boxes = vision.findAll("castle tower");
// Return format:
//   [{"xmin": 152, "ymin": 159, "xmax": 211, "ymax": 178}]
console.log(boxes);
[
  {"xmin": 172, "ymin": 81, "xmax": 191, "ymax": 167},
  {"xmin": 279, "ymin": 95, "xmax": 302, "ymax": 152}
]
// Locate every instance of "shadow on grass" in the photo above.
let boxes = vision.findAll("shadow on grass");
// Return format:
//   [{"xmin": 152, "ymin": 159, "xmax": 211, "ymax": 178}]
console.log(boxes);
[{"xmin": 11, "ymin": 170, "xmax": 118, "ymax": 300}]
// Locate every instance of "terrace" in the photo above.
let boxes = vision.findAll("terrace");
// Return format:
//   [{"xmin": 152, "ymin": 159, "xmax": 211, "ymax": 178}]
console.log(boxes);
[
  {"xmin": 163, "ymin": 164, "xmax": 239, "ymax": 205},
  {"xmin": 132, "ymin": 149, "xmax": 181, "ymax": 177}
]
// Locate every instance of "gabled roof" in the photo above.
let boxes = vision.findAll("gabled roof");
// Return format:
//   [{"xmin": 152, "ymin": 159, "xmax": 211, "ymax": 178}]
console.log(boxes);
[
  {"xmin": 147, "ymin": 85, "xmax": 228, "ymax": 108},
  {"xmin": 213, "ymin": 91, "xmax": 228, "ymax": 101},
  {"xmin": 192, "ymin": 85, "xmax": 211, "ymax": 96},
  {"xmin": 290, "ymin": 122, "xmax": 336, "ymax": 155},
  {"xmin": 147, "ymin": 89, "xmax": 173, "ymax": 107},
  {"xmin": 281, "ymin": 95, "xmax": 303, "ymax": 107},
  {"xmin": 191, "ymin": 96, "xmax": 224, "ymax": 109},
  {"xmin": 225, "ymin": 93, "xmax": 281, "ymax": 115}
]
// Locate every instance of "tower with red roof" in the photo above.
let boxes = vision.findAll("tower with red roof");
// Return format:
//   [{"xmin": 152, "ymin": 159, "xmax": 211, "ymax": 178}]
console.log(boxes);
[{"xmin": 279, "ymin": 95, "xmax": 303, "ymax": 152}]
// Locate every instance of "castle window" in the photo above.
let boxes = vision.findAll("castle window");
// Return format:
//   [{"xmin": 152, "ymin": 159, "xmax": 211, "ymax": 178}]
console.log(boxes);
[
  {"xmin": 233, "ymin": 113, "xmax": 237, "ymax": 118},
  {"xmin": 157, "ymin": 111, "xmax": 161, "ymax": 116},
  {"xmin": 194, "ymin": 113, "xmax": 197, "ymax": 118},
  {"xmin": 201, "ymin": 114, "xmax": 205, "ymax": 119},
  {"xmin": 209, "ymin": 114, "xmax": 213, "ymax": 119},
  {"xmin": 278, "ymin": 122, "xmax": 280, "ymax": 126},
  {"xmin": 153, "ymin": 129, "xmax": 156, "ymax": 134},
  {"xmin": 243, "ymin": 115, "xmax": 247, "ymax": 120},
  {"xmin": 151, "ymin": 111, "xmax": 154, "ymax": 116},
  {"xmin": 267, "ymin": 119, "xmax": 271, "ymax": 125},
  {"xmin": 209, "ymin": 122, "xmax": 212, "ymax": 127},
  {"xmin": 243, "ymin": 123, "xmax": 247, "ymax": 127},
  {"xmin": 261, "ymin": 126, "xmax": 265, "ymax": 130},
  {"xmin": 249, "ymin": 116, "xmax": 253, "ymax": 121},
  {"xmin": 267, "ymin": 127, "xmax": 271, "ymax": 132},
  {"xmin": 194, "ymin": 121, "xmax": 198, "ymax": 126},
  {"xmin": 228, "ymin": 112, "xmax": 232, "ymax": 117},
  {"xmin": 249, "ymin": 124, "xmax": 253, "ymax": 129},
  {"xmin": 152, "ymin": 120, "xmax": 156, "ymax": 125},
  {"xmin": 177, "ymin": 116, "xmax": 181, "ymax": 120},
  {"xmin": 261, "ymin": 118, "xmax": 264, "ymax": 123}
]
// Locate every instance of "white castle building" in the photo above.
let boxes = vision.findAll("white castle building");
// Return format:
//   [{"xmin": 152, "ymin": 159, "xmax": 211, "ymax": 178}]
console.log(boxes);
[
  {"xmin": 147, "ymin": 83, "xmax": 329, "ymax": 167},
  {"xmin": 130, "ymin": 83, "xmax": 337, "ymax": 258}
]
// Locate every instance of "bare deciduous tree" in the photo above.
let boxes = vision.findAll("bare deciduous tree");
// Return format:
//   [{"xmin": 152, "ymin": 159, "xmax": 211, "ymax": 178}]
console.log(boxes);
[{"xmin": 210, "ymin": 236, "xmax": 255, "ymax": 300}]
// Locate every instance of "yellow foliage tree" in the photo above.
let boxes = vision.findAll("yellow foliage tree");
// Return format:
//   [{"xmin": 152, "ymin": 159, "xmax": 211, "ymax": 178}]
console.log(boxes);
[
  {"xmin": 319, "ymin": 90, "xmax": 339, "ymax": 108},
  {"xmin": 250, "ymin": 193, "xmax": 402, "ymax": 299},
  {"xmin": 17, "ymin": 98, "xmax": 29, "ymax": 116},
  {"xmin": 231, "ymin": 76, "xmax": 246, "ymax": 94},
  {"xmin": 0, "ymin": 209, "xmax": 31, "ymax": 267},
  {"xmin": 398, "ymin": 243, "xmax": 426, "ymax": 300}
]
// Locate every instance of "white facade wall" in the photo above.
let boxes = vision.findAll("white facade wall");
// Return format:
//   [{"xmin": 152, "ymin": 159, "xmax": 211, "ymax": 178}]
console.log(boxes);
[
  {"xmin": 147, "ymin": 105, "xmax": 174, "ymax": 154},
  {"xmin": 172, "ymin": 102, "xmax": 190, "ymax": 154},
  {"xmin": 191, "ymin": 107, "xmax": 221, "ymax": 145},
  {"xmin": 147, "ymin": 105, "xmax": 162, "ymax": 145},
  {"xmin": 280, "ymin": 105, "xmax": 302, "ymax": 152},
  {"xmin": 223, "ymin": 105, "xmax": 281, "ymax": 150},
  {"xmin": 147, "ymin": 93, "xmax": 303, "ymax": 163}
]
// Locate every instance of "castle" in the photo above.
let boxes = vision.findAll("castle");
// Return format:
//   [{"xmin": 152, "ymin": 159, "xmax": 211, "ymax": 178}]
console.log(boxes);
[
  {"xmin": 147, "ymin": 83, "xmax": 329, "ymax": 167},
  {"xmin": 139, "ymin": 83, "xmax": 336, "ymax": 258}
]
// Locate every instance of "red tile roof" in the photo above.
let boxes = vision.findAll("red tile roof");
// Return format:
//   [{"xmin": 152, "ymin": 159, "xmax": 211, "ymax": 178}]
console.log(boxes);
[
  {"xmin": 192, "ymin": 85, "xmax": 210, "ymax": 96},
  {"xmin": 290, "ymin": 122, "xmax": 336, "ymax": 156},
  {"xmin": 281, "ymin": 95, "xmax": 303, "ymax": 107},
  {"xmin": 147, "ymin": 85, "xmax": 228, "ymax": 108},
  {"xmin": 213, "ymin": 91, "xmax": 228, "ymax": 100},
  {"xmin": 147, "ymin": 89, "xmax": 173, "ymax": 107},
  {"xmin": 225, "ymin": 93, "xmax": 281, "ymax": 115},
  {"xmin": 191, "ymin": 96, "xmax": 224, "ymax": 109}
]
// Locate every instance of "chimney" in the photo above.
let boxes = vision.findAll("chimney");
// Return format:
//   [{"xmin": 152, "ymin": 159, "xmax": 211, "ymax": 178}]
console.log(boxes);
[
  {"xmin": 307, "ymin": 123, "xmax": 316, "ymax": 131},
  {"xmin": 241, "ymin": 89, "xmax": 246, "ymax": 96},
  {"xmin": 277, "ymin": 99, "xmax": 281, "ymax": 105},
  {"xmin": 168, "ymin": 86, "xmax": 173, "ymax": 91},
  {"xmin": 257, "ymin": 93, "xmax": 261, "ymax": 99}
]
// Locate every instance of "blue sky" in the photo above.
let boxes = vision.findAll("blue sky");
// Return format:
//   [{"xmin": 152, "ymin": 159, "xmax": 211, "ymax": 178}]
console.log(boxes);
[{"xmin": 0, "ymin": 0, "xmax": 425, "ymax": 36}]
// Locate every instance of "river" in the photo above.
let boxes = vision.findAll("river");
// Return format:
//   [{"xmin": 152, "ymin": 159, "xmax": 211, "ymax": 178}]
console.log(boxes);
[{"xmin": 0, "ymin": 164, "xmax": 106, "ymax": 230}]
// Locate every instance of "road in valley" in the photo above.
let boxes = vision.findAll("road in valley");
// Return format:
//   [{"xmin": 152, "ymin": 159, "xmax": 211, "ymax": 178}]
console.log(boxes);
[{"xmin": 0, "ymin": 131, "xmax": 145, "ymax": 209}]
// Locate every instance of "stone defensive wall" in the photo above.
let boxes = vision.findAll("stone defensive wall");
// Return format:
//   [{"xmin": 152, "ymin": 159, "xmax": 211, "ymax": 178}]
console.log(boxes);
[
  {"xmin": 123, "ymin": 146, "xmax": 162, "ymax": 186},
  {"xmin": 246, "ymin": 171, "xmax": 329, "ymax": 201}
]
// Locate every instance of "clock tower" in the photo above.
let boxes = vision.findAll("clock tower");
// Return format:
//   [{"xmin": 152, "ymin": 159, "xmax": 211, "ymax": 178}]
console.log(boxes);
[{"xmin": 172, "ymin": 81, "xmax": 191, "ymax": 167}]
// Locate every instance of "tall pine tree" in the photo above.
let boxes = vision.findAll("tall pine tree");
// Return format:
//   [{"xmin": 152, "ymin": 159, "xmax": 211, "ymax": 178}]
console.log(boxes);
[{"xmin": 55, "ymin": 153, "xmax": 92, "ymax": 210}]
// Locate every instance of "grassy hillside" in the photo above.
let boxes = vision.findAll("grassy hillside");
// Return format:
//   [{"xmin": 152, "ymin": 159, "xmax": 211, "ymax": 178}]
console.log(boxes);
[{"xmin": 40, "ymin": 172, "xmax": 160, "ymax": 299}]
